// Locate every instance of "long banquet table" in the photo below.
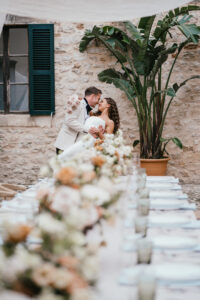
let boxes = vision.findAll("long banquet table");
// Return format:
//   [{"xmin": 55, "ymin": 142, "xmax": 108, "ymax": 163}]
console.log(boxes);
[
  {"xmin": 87, "ymin": 176, "xmax": 200, "ymax": 300},
  {"xmin": 1, "ymin": 176, "xmax": 200, "ymax": 300}
]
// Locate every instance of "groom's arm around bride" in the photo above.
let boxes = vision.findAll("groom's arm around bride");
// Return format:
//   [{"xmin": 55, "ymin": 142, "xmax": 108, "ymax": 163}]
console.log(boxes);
[{"xmin": 55, "ymin": 87, "xmax": 102, "ymax": 154}]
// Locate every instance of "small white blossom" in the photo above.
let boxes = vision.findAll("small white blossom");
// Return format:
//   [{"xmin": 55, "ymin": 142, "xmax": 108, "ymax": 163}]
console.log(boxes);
[
  {"xmin": 37, "ymin": 213, "xmax": 66, "ymax": 235},
  {"xmin": 81, "ymin": 185, "xmax": 110, "ymax": 205},
  {"xmin": 52, "ymin": 186, "xmax": 81, "ymax": 214}
]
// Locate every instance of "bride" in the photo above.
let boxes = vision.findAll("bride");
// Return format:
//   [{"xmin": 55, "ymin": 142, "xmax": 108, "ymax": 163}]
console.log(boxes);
[
  {"xmin": 59, "ymin": 97, "xmax": 120, "ymax": 159},
  {"xmin": 85, "ymin": 97, "xmax": 120, "ymax": 137}
]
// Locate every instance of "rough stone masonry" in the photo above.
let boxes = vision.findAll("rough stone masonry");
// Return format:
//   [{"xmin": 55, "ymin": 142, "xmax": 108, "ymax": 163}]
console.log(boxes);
[{"xmin": 0, "ymin": 5, "xmax": 200, "ymax": 186}]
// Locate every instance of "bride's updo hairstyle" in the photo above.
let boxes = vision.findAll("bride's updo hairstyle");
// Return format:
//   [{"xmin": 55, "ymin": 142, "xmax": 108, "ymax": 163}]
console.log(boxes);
[{"xmin": 105, "ymin": 97, "xmax": 120, "ymax": 133}]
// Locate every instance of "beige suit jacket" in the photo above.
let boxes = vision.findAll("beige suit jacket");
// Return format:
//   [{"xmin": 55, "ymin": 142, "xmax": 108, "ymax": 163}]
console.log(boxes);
[{"xmin": 55, "ymin": 100, "xmax": 87, "ymax": 150}]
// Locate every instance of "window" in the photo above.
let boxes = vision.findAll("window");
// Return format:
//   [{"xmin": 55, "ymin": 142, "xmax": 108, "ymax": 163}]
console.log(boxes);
[{"xmin": 0, "ymin": 24, "xmax": 55, "ymax": 115}]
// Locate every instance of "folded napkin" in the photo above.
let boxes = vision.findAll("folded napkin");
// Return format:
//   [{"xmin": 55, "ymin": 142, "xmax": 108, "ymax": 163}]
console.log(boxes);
[
  {"xmin": 150, "ymin": 191, "xmax": 188, "ymax": 200},
  {"xmin": 147, "ymin": 176, "xmax": 179, "ymax": 183},
  {"xmin": 183, "ymin": 221, "xmax": 200, "ymax": 229}
]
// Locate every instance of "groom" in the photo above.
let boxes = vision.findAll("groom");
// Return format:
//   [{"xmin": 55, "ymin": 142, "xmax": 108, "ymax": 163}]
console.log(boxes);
[{"xmin": 55, "ymin": 86, "xmax": 102, "ymax": 154}]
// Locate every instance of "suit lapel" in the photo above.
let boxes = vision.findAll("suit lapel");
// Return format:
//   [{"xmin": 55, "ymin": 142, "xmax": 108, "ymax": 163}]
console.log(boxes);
[{"xmin": 79, "ymin": 100, "xmax": 87, "ymax": 124}]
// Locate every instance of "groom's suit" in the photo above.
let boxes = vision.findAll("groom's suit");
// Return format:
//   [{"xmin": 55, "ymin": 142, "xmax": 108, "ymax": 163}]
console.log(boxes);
[{"xmin": 55, "ymin": 99, "xmax": 90, "ymax": 150}]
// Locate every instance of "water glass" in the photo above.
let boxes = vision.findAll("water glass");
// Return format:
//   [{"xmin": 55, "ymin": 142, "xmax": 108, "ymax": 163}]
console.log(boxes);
[
  {"xmin": 136, "ymin": 168, "xmax": 147, "ymax": 189},
  {"xmin": 136, "ymin": 238, "xmax": 153, "ymax": 264},
  {"xmin": 137, "ymin": 270, "xmax": 156, "ymax": 300},
  {"xmin": 137, "ymin": 199, "xmax": 150, "ymax": 216},
  {"xmin": 134, "ymin": 215, "xmax": 148, "ymax": 237},
  {"xmin": 132, "ymin": 152, "xmax": 140, "ymax": 168},
  {"xmin": 136, "ymin": 187, "xmax": 149, "ymax": 199}
]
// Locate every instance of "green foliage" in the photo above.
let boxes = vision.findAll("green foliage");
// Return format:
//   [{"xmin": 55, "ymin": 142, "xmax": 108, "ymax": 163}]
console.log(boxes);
[{"xmin": 79, "ymin": 5, "xmax": 200, "ymax": 158}]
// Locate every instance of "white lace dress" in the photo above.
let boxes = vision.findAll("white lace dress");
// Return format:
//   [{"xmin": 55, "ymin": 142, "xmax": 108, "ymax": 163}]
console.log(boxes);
[{"xmin": 59, "ymin": 116, "xmax": 105, "ymax": 160}]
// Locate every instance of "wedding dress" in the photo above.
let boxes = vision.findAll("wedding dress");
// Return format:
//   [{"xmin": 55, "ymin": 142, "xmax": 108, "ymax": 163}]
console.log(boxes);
[
  {"xmin": 58, "ymin": 117, "xmax": 106, "ymax": 160},
  {"xmin": 83, "ymin": 116, "xmax": 105, "ymax": 132}
]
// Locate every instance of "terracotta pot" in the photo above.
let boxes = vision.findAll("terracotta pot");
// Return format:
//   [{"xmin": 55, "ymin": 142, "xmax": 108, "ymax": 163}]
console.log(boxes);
[{"xmin": 140, "ymin": 158, "xmax": 170, "ymax": 176}]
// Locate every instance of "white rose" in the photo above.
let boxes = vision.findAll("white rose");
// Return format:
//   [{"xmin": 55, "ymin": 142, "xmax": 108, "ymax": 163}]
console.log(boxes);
[
  {"xmin": 104, "ymin": 133, "xmax": 114, "ymax": 140},
  {"xmin": 97, "ymin": 176, "xmax": 115, "ymax": 195},
  {"xmin": 114, "ymin": 165, "xmax": 122, "ymax": 174},
  {"xmin": 81, "ymin": 185, "xmax": 110, "ymax": 205},
  {"xmin": 105, "ymin": 145, "xmax": 116, "ymax": 156},
  {"xmin": 66, "ymin": 206, "xmax": 88, "ymax": 230},
  {"xmin": 81, "ymin": 256, "xmax": 98, "ymax": 281},
  {"xmin": 37, "ymin": 213, "xmax": 66, "ymax": 235},
  {"xmin": 52, "ymin": 268, "xmax": 72, "ymax": 289},
  {"xmin": 36, "ymin": 290, "xmax": 63, "ymax": 300},
  {"xmin": 49, "ymin": 157, "xmax": 59, "ymax": 171},
  {"xmin": 71, "ymin": 289, "xmax": 91, "ymax": 300},
  {"xmin": 39, "ymin": 165, "xmax": 51, "ymax": 177},
  {"xmin": 114, "ymin": 136, "xmax": 123, "ymax": 145},
  {"xmin": 101, "ymin": 165, "xmax": 113, "ymax": 177},
  {"xmin": 79, "ymin": 163, "xmax": 94, "ymax": 173},
  {"xmin": 52, "ymin": 186, "xmax": 81, "ymax": 214},
  {"xmin": 105, "ymin": 156, "xmax": 116, "ymax": 165},
  {"xmin": 70, "ymin": 231, "xmax": 85, "ymax": 246}
]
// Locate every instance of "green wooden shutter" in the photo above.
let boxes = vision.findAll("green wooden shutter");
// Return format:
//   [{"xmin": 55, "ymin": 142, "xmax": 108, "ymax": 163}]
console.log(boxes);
[{"xmin": 28, "ymin": 24, "xmax": 55, "ymax": 115}]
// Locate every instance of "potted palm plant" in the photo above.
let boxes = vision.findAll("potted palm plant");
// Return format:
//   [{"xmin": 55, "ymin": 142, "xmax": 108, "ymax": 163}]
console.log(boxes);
[{"xmin": 79, "ymin": 5, "xmax": 200, "ymax": 175}]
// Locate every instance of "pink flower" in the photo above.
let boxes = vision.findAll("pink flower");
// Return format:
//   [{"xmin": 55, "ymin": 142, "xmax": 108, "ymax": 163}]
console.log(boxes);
[
  {"xmin": 72, "ymin": 105, "xmax": 77, "ymax": 110},
  {"xmin": 67, "ymin": 100, "xmax": 73, "ymax": 106}
]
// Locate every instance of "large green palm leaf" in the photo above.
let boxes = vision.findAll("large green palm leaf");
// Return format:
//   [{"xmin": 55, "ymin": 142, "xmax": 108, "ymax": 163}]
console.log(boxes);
[{"xmin": 79, "ymin": 5, "xmax": 200, "ymax": 159}]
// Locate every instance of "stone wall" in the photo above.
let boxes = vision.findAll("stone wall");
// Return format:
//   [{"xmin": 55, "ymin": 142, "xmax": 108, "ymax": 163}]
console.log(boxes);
[{"xmin": 0, "ymin": 5, "xmax": 200, "ymax": 186}]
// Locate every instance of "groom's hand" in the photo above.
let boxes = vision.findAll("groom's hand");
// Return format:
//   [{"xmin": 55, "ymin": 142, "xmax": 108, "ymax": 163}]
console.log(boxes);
[{"xmin": 89, "ymin": 127, "xmax": 99, "ymax": 138}]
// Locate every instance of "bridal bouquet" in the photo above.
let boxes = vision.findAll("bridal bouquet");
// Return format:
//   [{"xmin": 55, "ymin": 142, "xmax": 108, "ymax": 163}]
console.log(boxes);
[{"xmin": 65, "ymin": 94, "xmax": 81, "ymax": 114}]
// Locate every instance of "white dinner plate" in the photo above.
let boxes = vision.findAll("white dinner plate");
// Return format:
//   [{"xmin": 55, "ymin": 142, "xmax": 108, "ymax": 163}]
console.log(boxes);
[
  {"xmin": 119, "ymin": 265, "xmax": 154, "ymax": 285},
  {"xmin": 152, "ymin": 235, "xmax": 198, "ymax": 250},
  {"xmin": 150, "ymin": 199, "xmax": 187, "ymax": 210},
  {"xmin": 149, "ymin": 215, "xmax": 190, "ymax": 227},
  {"xmin": 147, "ymin": 176, "xmax": 179, "ymax": 183},
  {"xmin": 146, "ymin": 182, "xmax": 181, "ymax": 190},
  {"xmin": 155, "ymin": 263, "xmax": 200, "ymax": 282},
  {"xmin": 119, "ymin": 263, "xmax": 200, "ymax": 286},
  {"xmin": 150, "ymin": 190, "xmax": 187, "ymax": 199}
]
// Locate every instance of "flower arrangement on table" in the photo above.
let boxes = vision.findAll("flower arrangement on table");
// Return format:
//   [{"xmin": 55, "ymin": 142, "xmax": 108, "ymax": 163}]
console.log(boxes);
[
  {"xmin": 0, "ymin": 210, "xmax": 98, "ymax": 300},
  {"xmin": 0, "ymin": 130, "xmax": 132, "ymax": 300}
]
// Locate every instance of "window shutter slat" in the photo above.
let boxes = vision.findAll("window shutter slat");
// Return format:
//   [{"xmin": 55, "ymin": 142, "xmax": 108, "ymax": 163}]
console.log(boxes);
[{"xmin": 28, "ymin": 24, "xmax": 55, "ymax": 116}]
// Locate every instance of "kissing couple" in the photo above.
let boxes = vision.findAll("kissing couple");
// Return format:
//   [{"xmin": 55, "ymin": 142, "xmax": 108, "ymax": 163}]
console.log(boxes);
[{"xmin": 55, "ymin": 86, "xmax": 120, "ymax": 155}]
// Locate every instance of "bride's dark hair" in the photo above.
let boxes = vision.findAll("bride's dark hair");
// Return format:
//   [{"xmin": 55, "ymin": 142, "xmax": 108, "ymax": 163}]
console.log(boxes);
[{"xmin": 105, "ymin": 97, "xmax": 120, "ymax": 133}]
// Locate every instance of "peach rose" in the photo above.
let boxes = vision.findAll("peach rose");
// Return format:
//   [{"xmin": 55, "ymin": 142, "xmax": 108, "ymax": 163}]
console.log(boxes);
[
  {"xmin": 115, "ymin": 151, "xmax": 120, "ymax": 161},
  {"xmin": 66, "ymin": 271, "xmax": 88, "ymax": 294},
  {"xmin": 82, "ymin": 171, "xmax": 96, "ymax": 182},
  {"xmin": 95, "ymin": 145, "xmax": 103, "ymax": 151},
  {"xmin": 8, "ymin": 224, "xmax": 32, "ymax": 243},
  {"xmin": 91, "ymin": 156, "xmax": 105, "ymax": 167},
  {"xmin": 94, "ymin": 139, "xmax": 104, "ymax": 147},
  {"xmin": 58, "ymin": 256, "xmax": 79, "ymax": 271},
  {"xmin": 56, "ymin": 167, "xmax": 77, "ymax": 186}
]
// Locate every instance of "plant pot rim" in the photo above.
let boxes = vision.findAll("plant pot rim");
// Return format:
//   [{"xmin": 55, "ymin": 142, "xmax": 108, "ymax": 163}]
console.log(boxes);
[{"xmin": 140, "ymin": 157, "xmax": 170, "ymax": 163}]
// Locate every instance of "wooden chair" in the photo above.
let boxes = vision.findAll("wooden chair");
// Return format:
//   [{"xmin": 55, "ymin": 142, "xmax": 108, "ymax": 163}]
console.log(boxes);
[{"xmin": 0, "ymin": 183, "xmax": 26, "ymax": 200}]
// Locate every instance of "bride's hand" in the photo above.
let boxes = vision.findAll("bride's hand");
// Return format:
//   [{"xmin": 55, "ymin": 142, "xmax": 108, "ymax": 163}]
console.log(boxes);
[{"xmin": 98, "ymin": 125, "xmax": 105, "ymax": 135}]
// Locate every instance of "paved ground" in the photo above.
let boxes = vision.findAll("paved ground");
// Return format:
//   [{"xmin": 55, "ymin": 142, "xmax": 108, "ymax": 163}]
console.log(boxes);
[{"xmin": 182, "ymin": 184, "xmax": 200, "ymax": 209}]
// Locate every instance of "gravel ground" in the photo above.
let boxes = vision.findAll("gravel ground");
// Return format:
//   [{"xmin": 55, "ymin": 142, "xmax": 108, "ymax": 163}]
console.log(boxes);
[{"xmin": 182, "ymin": 184, "xmax": 200, "ymax": 209}]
